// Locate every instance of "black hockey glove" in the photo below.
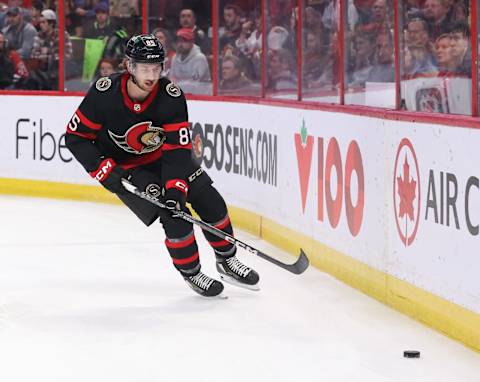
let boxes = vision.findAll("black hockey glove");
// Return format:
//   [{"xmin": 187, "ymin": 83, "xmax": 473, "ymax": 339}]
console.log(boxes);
[
  {"xmin": 90, "ymin": 158, "xmax": 128, "ymax": 194},
  {"xmin": 163, "ymin": 179, "xmax": 189, "ymax": 213}
]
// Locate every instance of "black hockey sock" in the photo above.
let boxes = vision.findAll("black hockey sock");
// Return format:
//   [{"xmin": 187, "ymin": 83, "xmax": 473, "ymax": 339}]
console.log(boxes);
[
  {"xmin": 202, "ymin": 214, "xmax": 236, "ymax": 258},
  {"xmin": 165, "ymin": 230, "xmax": 201, "ymax": 275}
]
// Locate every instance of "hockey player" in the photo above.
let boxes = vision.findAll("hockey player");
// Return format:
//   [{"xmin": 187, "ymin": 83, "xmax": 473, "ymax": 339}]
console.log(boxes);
[{"xmin": 65, "ymin": 34, "xmax": 259, "ymax": 297}]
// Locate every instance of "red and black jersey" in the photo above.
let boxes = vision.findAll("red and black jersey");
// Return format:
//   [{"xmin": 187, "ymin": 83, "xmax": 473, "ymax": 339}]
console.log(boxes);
[{"xmin": 65, "ymin": 72, "xmax": 193, "ymax": 182}]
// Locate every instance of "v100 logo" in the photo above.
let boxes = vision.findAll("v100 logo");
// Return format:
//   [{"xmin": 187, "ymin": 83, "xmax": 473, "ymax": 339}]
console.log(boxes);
[{"xmin": 294, "ymin": 120, "xmax": 365, "ymax": 237}]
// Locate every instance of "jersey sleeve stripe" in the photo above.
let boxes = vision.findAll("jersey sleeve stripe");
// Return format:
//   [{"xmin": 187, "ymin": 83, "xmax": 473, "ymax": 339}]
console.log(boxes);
[
  {"xmin": 77, "ymin": 109, "xmax": 102, "ymax": 130},
  {"xmin": 66, "ymin": 129, "xmax": 97, "ymax": 140},
  {"xmin": 162, "ymin": 143, "xmax": 193, "ymax": 151},
  {"xmin": 163, "ymin": 121, "xmax": 189, "ymax": 132}
]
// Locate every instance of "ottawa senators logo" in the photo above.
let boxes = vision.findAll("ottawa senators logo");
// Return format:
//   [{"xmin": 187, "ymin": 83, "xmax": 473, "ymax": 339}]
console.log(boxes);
[
  {"xmin": 145, "ymin": 183, "xmax": 162, "ymax": 197},
  {"xmin": 108, "ymin": 121, "xmax": 166, "ymax": 154},
  {"xmin": 96, "ymin": 76, "xmax": 112, "ymax": 91},
  {"xmin": 166, "ymin": 82, "xmax": 182, "ymax": 97}
]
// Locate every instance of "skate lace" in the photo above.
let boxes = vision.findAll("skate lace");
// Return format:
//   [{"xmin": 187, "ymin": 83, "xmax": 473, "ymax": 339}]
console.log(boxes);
[
  {"xmin": 226, "ymin": 256, "xmax": 251, "ymax": 277},
  {"xmin": 190, "ymin": 272, "xmax": 214, "ymax": 290}
]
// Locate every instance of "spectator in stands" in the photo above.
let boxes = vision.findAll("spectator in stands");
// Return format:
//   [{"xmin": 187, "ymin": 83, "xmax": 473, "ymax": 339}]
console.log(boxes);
[
  {"xmin": 371, "ymin": 0, "xmax": 389, "ymax": 25},
  {"xmin": 235, "ymin": 19, "xmax": 254, "ymax": 57},
  {"xmin": 403, "ymin": 17, "xmax": 438, "ymax": 78},
  {"xmin": 348, "ymin": 31, "xmax": 375, "ymax": 87},
  {"xmin": 219, "ymin": 3, "xmax": 242, "ymax": 51},
  {"xmin": 449, "ymin": 21, "xmax": 471, "ymax": 76},
  {"xmin": 3, "ymin": 0, "xmax": 32, "ymax": 22},
  {"xmin": 219, "ymin": 55, "xmax": 252, "ymax": 92},
  {"xmin": 0, "ymin": 30, "xmax": 28, "ymax": 87},
  {"xmin": 358, "ymin": 0, "xmax": 390, "ymax": 35},
  {"xmin": 219, "ymin": 41, "xmax": 236, "ymax": 59},
  {"xmin": 0, "ymin": 3, "xmax": 7, "ymax": 30},
  {"xmin": 30, "ymin": 0, "xmax": 44, "ymax": 31},
  {"xmin": 269, "ymin": 0, "xmax": 295, "ymax": 28},
  {"xmin": 422, "ymin": 0, "xmax": 454, "ymax": 40},
  {"xmin": 303, "ymin": 29, "xmax": 328, "ymax": 84},
  {"xmin": 354, "ymin": 0, "xmax": 376, "ymax": 25},
  {"xmin": 30, "ymin": 9, "xmax": 73, "ymax": 89},
  {"xmin": 267, "ymin": 25, "xmax": 289, "ymax": 51},
  {"xmin": 72, "ymin": 0, "xmax": 99, "ymax": 37},
  {"xmin": 246, "ymin": 12, "xmax": 262, "ymax": 80},
  {"xmin": 83, "ymin": 2, "xmax": 116, "ymax": 39},
  {"xmin": 406, "ymin": 17, "xmax": 432, "ymax": 51},
  {"xmin": 153, "ymin": 27, "xmax": 174, "ymax": 76},
  {"xmin": 304, "ymin": 6, "xmax": 323, "ymax": 34},
  {"xmin": 284, "ymin": 6, "xmax": 298, "ymax": 52},
  {"xmin": 109, "ymin": 0, "xmax": 139, "ymax": 28},
  {"xmin": 178, "ymin": 8, "xmax": 209, "ymax": 54},
  {"xmin": 434, "ymin": 33, "xmax": 457, "ymax": 74},
  {"xmin": 267, "ymin": 48, "xmax": 297, "ymax": 91},
  {"xmin": 322, "ymin": 0, "xmax": 359, "ymax": 33},
  {"xmin": 0, "ymin": 30, "xmax": 16, "ymax": 87},
  {"xmin": 404, "ymin": 0, "xmax": 424, "ymax": 20},
  {"xmin": 367, "ymin": 31, "xmax": 395, "ymax": 82},
  {"xmin": 1, "ymin": 6, "xmax": 37, "ymax": 59},
  {"xmin": 233, "ymin": 19, "xmax": 257, "ymax": 79},
  {"xmin": 310, "ymin": 31, "xmax": 340, "ymax": 90},
  {"xmin": 98, "ymin": 57, "xmax": 116, "ymax": 76},
  {"xmin": 102, "ymin": 25, "xmax": 128, "ymax": 62},
  {"xmin": 235, "ymin": 20, "xmax": 254, "ymax": 55},
  {"xmin": 170, "ymin": 27, "xmax": 211, "ymax": 88},
  {"xmin": 448, "ymin": 0, "xmax": 467, "ymax": 23},
  {"xmin": 247, "ymin": 12, "xmax": 262, "ymax": 55},
  {"xmin": 91, "ymin": 56, "xmax": 116, "ymax": 83}
]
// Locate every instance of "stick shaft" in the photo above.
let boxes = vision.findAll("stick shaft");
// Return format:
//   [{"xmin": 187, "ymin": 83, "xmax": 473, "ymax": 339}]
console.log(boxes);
[{"xmin": 121, "ymin": 179, "xmax": 309, "ymax": 274}]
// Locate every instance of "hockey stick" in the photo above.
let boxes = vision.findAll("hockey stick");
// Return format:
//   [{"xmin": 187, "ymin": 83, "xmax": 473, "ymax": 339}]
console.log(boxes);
[{"xmin": 121, "ymin": 179, "xmax": 309, "ymax": 274}]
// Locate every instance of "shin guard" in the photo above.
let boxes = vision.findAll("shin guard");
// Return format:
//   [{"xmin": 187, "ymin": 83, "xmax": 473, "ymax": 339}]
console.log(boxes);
[
  {"xmin": 165, "ymin": 230, "xmax": 201, "ymax": 276},
  {"xmin": 202, "ymin": 214, "xmax": 237, "ymax": 258}
]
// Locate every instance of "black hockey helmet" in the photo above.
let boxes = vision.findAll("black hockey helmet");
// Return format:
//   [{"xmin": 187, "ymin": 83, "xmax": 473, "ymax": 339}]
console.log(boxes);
[{"xmin": 125, "ymin": 34, "xmax": 165, "ymax": 64}]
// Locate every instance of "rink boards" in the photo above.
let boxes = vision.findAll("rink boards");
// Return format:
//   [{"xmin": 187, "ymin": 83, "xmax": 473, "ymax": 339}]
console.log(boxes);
[{"xmin": 0, "ymin": 94, "xmax": 479, "ymax": 351}]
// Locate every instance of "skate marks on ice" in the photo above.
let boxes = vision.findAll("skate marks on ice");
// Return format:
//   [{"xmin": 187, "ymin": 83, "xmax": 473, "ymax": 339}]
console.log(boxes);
[{"xmin": 0, "ymin": 196, "xmax": 480, "ymax": 382}]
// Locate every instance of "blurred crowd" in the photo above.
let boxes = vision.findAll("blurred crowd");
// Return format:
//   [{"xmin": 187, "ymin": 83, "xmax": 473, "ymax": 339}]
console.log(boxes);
[
  {"xmin": 0, "ymin": 0, "xmax": 140, "ymax": 90},
  {"xmin": 0, "ymin": 0, "xmax": 473, "ymax": 94}
]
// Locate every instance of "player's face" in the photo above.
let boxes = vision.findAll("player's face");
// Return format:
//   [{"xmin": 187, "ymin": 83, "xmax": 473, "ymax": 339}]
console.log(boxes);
[{"xmin": 131, "ymin": 62, "xmax": 163, "ymax": 91}]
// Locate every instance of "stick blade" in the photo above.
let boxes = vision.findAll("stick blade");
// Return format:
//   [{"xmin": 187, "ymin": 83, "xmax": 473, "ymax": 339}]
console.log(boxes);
[
  {"xmin": 288, "ymin": 249, "xmax": 309, "ymax": 274},
  {"xmin": 121, "ymin": 178, "xmax": 137, "ymax": 193}
]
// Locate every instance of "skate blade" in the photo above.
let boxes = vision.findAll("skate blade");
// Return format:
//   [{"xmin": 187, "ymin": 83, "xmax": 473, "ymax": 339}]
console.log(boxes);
[
  {"xmin": 191, "ymin": 290, "xmax": 228, "ymax": 299},
  {"xmin": 219, "ymin": 274, "xmax": 260, "ymax": 291},
  {"xmin": 186, "ymin": 284, "xmax": 228, "ymax": 299},
  {"xmin": 202, "ymin": 291, "xmax": 228, "ymax": 300}
]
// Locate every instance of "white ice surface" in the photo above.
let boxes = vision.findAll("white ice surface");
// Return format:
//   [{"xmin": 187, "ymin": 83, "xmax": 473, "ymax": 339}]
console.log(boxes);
[{"xmin": 0, "ymin": 195, "xmax": 479, "ymax": 382}]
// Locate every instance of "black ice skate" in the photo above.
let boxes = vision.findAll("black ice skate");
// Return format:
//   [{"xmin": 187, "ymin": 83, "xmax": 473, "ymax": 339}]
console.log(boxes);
[
  {"xmin": 183, "ymin": 271, "xmax": 225, "ymax": 298},
  {"xmin": 216, "ymin": 255, "xmax": 260, "ymax": 291}
]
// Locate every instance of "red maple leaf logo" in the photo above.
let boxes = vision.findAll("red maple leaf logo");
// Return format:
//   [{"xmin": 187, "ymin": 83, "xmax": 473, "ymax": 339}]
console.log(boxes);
[{"xmin": 397, "ymin": 156, "xmax": 416, "ymax": 221}]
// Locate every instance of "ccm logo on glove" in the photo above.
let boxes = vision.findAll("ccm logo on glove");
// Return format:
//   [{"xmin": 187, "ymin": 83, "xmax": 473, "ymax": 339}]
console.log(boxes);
[
  {"xmin": 90, "ymin": 158, "xmax": 116, "ymax": 181},
  {"xmin": 165, "ymin": 179, "xmax": 189, "ymax": 194}
]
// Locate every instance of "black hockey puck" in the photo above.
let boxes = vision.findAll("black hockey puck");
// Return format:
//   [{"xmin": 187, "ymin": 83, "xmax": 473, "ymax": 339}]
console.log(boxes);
[{"xmin": 403, "ymin": 350, "xmax": 420, "ymax": 358}]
